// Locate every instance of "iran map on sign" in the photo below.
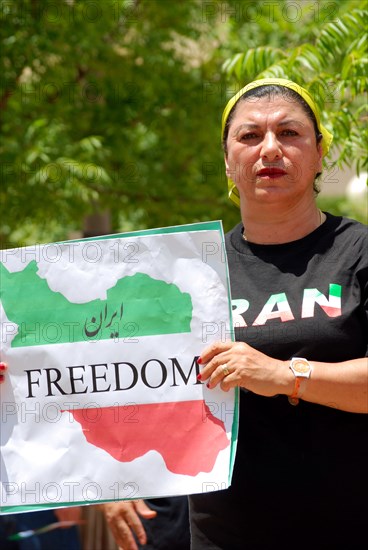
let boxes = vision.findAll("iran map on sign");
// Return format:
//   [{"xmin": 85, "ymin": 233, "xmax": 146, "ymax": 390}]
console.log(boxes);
[
  {"xmin": 0, "ymin": 224, "xmax": 237, "ymax": 512},
  {"xmin": 0, "ymin": 260, "xmax": 229, "ymax": 476}
]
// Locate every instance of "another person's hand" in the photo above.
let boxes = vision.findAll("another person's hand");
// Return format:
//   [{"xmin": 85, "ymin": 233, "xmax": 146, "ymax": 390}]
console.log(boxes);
[
  {"xmin": 54, "ymin": 506, "xmax": 82, "ymax": 527},
  {"xmin": 198, "ymin": 341, "xmax": 289, "ymax": 397},
  {"xmin": 0, "ymin": 362, "xmax": 7, "ymax": 383},
  {"xmin": 102, "ymin": 500, "xmax": 157, "ymax": 550}
]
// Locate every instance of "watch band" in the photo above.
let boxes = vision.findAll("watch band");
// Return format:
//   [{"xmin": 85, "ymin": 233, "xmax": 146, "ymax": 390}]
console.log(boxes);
[
  {"xmin": 288, "ymin": 357, "xmax": 312, "ymax": 406},
  {"xmin": 290, "ymin": 377, "xmax": 302, "ymax": 399}
]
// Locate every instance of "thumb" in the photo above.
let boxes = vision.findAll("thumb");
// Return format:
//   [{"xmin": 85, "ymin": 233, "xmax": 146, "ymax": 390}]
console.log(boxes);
[{"xmin": 134, "ymin": 500, "xmax": 157, "ymax": 519}]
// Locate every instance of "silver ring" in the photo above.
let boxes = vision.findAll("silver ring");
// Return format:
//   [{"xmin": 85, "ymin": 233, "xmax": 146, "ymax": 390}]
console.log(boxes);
[{"xmin": 222, "ymin": 364, "xmax": 230, "ymax": 377}]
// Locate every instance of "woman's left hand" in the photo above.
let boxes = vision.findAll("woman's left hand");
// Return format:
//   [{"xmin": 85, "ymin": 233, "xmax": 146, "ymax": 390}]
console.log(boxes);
[
  {"xmin": 198, "ymin": 341, "xmax": 291, "ymax": 397},
  {"xmin": 0, "ymin": 362, "xmax": 7, "ymax": 383}
]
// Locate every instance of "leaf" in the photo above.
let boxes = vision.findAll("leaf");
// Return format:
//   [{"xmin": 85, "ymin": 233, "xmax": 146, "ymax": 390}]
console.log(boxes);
[{"xmin": 222, "ymin": 53, "xmax": 244, "ymax": 80}]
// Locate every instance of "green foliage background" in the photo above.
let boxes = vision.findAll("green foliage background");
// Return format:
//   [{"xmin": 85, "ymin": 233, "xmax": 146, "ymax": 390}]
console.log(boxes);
[{"xmin": 1, "ymin": 0, "xmax": 367, "ymax": 246}]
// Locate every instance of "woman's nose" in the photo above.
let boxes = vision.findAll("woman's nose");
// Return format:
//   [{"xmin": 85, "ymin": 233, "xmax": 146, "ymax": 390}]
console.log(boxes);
[{"xmin": 260, "ymin": 132, "xmax": 282, "ymax": 160}]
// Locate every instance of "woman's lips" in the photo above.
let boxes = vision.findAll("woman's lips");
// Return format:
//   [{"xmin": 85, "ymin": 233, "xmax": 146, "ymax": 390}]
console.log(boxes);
[{"xmin": 256, "ymin": 168, "xmax": 287, "ymax": 178}]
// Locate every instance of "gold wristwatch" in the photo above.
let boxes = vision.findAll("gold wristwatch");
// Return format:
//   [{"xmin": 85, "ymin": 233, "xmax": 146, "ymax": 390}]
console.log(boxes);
[{"xmin": 288, "ymin": 357, "xmax": 312, "ymax": 406}]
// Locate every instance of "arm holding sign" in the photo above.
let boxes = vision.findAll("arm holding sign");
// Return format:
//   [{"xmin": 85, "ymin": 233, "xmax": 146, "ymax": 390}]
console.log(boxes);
[{"xmin": 198, "ymin": 342, "xmax": 368, "ymax": 413}]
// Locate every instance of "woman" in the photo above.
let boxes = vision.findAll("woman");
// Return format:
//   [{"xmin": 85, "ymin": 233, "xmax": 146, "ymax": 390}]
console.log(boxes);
[
  {"xmin": 191, "ymin": 78, "xmax": 368, "ymax": 549},
  {"xmin": 1, "ymin": 78, "xmax": 367, "ymax": 549}
]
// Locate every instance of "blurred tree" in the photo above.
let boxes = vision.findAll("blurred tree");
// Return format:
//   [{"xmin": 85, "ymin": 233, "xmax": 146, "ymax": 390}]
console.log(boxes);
[
  {"xmin": 1, "ymin": 0, "xmax": 365, "ymax": 248},
  {"xmin": 223, "ymin": 0, "xmax": 367, "ymax": 176}
]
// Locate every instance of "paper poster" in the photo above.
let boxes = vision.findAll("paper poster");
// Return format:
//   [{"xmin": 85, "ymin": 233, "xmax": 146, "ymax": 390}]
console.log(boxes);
[{"xmin": 0, "ymin": 221, "xmax": 238, "ymax": 513}]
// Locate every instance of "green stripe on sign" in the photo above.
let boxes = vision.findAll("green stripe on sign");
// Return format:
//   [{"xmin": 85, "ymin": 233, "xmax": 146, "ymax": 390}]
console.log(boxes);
[{"xmin": 0, "ymin": 261, "xmax": 192, "ymax": 348}]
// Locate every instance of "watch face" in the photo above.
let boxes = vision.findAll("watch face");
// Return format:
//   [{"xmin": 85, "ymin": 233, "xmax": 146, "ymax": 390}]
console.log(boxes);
[{"xmin": 292, "ymin": 359, "xmax": 310, "ymax": 374}]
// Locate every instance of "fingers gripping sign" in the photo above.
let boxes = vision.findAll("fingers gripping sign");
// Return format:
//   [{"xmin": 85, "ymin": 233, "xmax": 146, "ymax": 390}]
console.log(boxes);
[
  {"xmin": 197, "ymin": 341, "xmax": 289, "ymax": 397},
  {"xmin": 0, "ymin": 362, "xmax": 7, "ymax": 384},
  {"xmin": 197, "ymin": 341, "xmax": 244, "ymax": 392}
]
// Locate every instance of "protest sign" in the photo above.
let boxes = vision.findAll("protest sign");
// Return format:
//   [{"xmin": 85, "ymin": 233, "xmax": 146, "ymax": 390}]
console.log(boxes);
[{"xmin": 0, "ymin": 221, "xmax": 238, "ymax": 513}]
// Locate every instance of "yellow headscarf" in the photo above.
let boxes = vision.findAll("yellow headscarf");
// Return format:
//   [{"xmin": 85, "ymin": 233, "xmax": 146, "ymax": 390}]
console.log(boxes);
[{"xmin": 222, "ymin": 78, "xmax": 333, "ymax": 207}]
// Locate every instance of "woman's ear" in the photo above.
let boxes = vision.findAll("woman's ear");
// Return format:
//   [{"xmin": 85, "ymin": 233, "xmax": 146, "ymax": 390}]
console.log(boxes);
[
  {"xmin": 224, "ymin": 153, "xmax": 231, "ymax": 178},
  {"xmin": 316, "ymin": 142, "xmax": 323, "ymax": 173}
]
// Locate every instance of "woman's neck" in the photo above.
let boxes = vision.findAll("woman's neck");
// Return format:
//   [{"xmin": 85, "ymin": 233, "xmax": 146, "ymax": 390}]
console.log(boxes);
[{"xmin": 240, "ymin": 203, "xmax": 325, "ymax": 244}]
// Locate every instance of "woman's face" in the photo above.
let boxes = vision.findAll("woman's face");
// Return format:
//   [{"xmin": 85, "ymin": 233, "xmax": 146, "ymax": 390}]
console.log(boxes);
[{"xmin": 225, "ymin": 95, "xmax": 323, "ymax": 206}]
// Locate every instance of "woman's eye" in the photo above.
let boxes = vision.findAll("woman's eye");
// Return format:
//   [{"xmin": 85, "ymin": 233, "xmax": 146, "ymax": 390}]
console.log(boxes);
[
  {"xmin": 280, "ymin": 129, "xmax": 298, "ymax": 136},
  {"xmin": 239, "ymin": 133, "xmax": 259, "ymax": 141}
]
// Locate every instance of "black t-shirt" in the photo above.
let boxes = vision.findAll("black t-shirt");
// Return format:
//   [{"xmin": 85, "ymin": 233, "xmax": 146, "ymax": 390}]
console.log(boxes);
[{"xmin": 189, "ymin": 213, "xmax": 368, "ymax": 550}]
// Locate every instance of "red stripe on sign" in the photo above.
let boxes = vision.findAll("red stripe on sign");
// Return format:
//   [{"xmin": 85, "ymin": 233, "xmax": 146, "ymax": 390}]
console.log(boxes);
[{"xmin": 65, "ymin": 400, "xmax": 229, "ymax": 476}]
